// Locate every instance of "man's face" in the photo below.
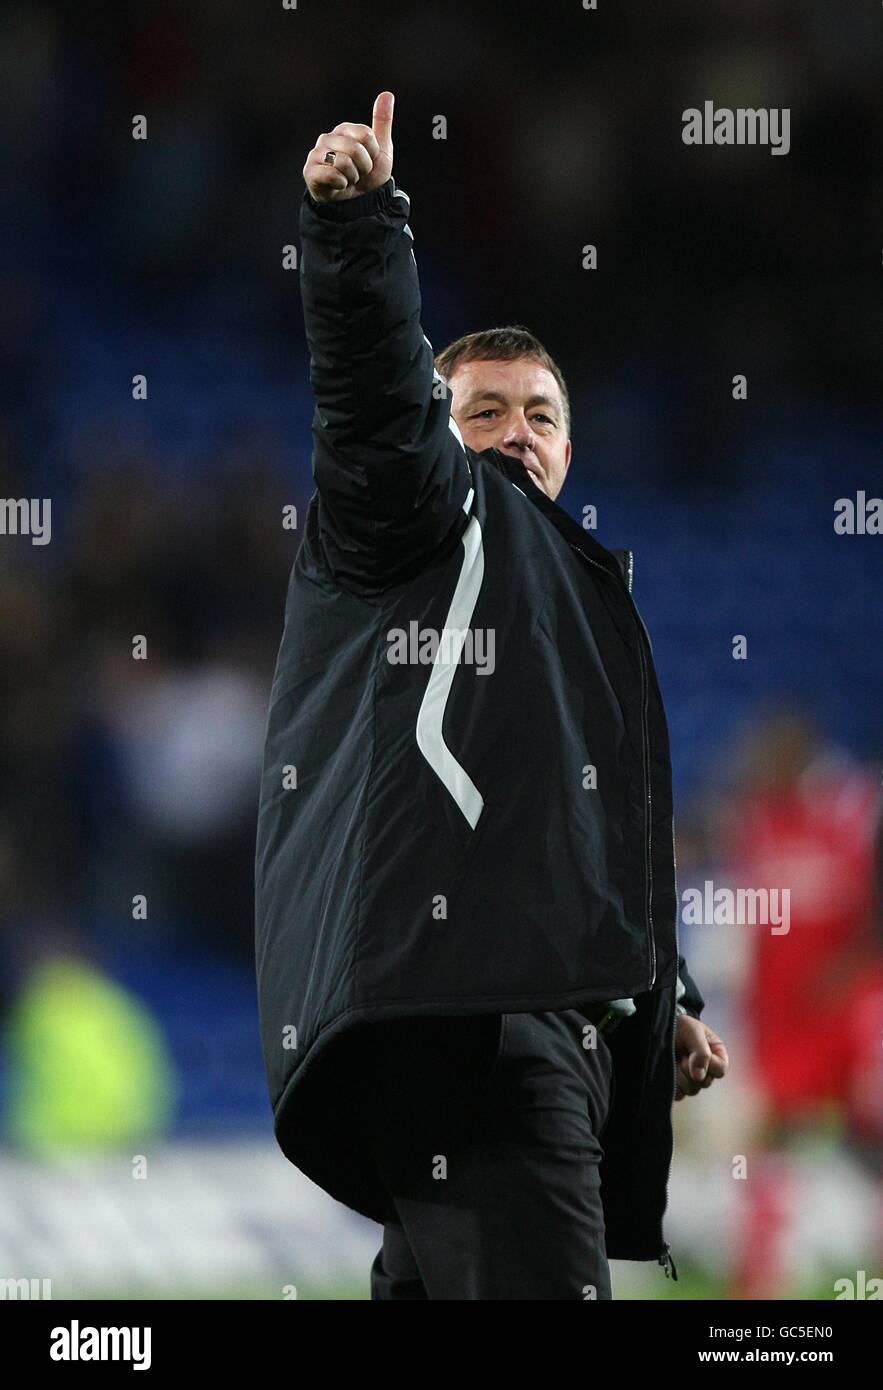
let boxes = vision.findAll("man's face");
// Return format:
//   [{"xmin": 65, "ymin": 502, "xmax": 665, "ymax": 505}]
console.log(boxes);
[{"xmin": 447, "ymin": 357, "xmax": 572, "ymax": 501}]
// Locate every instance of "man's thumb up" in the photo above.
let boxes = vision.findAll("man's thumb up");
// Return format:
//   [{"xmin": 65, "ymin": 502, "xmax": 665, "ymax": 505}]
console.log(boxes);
[{"xmin": 372, "ymin": 90, "xmax": 394, "ymax": 160}]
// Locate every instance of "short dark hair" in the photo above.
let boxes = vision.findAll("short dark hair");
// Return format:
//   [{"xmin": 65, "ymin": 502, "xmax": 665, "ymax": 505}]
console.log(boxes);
[{"xmin": 433, "ymin": 325, "xmax": 571, "ymax": 437}]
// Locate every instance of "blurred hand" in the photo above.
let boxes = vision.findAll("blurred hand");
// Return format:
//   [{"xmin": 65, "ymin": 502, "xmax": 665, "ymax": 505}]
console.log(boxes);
[
  {"xmin": 675, "ymin": 1015, "xmax": 729, "ymax": 1100},
  {"xmin": 303, "ymin": 90, "xmax": 395, "ymax": 204}
]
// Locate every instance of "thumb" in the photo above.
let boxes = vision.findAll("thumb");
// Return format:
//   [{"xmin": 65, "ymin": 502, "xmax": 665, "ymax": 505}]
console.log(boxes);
[
  {"xmin": 372, "ymin": 90, "xmax": 394, "ymax": 154},
  {"xmin": 688, "ymin": 1038, "xmax": 711, "ymax": 1080}
]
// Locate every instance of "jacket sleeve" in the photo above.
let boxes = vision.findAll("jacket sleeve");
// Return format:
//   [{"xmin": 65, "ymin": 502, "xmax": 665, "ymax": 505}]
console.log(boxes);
[
  {"xmin": 299, "ymin": 176, "xmax": 474, "ymax": 593},
  {"xmin": 675, "ymin": 953, "xmax": 705, "ymax": 1021}
]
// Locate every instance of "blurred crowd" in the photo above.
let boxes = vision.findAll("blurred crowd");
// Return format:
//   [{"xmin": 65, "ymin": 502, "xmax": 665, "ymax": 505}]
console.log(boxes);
[
  {"xmin": 4, "ymin": 1, "xmax": 882, "ymax": 460},
  {"xmin": 0, "ymin": 448, "xmax": 296, "ymax": 988}
]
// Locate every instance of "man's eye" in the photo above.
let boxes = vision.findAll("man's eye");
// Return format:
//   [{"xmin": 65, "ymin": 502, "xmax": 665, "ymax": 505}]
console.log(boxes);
[
  {"xmin": 472, "ymin": 410, "xmax": 497, "ymax": 419},
  {"xmin": 533, "ymin": 414, "xmax": 555, "ymax": 425}
]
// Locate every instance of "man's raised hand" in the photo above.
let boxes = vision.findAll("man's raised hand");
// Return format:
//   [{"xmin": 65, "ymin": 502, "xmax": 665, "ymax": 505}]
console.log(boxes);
[{"xmin": 303, "ymin": 91, "xmax": 395, "ymax": 204}]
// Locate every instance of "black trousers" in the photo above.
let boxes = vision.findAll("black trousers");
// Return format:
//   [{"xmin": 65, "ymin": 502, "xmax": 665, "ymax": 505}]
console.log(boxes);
[{"xmin": 345, "ymin": 1008, "xmax": 615, "ymax": 1300}]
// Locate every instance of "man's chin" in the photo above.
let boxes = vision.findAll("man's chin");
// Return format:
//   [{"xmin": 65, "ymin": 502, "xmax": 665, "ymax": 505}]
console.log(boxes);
[{"xmin": 528, "ymin": 471, "xmax": 555, "ymax": 499}]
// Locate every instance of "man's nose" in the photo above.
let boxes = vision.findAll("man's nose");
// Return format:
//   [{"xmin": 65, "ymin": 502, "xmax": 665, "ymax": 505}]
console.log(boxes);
[{"xmin": 503, "ymin": 422, "xmax": 535, "ymax": 450}]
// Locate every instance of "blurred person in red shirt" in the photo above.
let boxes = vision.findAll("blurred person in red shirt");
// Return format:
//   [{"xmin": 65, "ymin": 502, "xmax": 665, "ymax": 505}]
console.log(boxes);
[{"xmin": 722, "ymin": 712, "xmax": 883, "ymax": 1297}]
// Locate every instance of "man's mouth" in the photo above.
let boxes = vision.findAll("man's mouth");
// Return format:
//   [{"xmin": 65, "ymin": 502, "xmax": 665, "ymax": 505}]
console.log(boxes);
[{"xmin": 503, "ymin": 452, "xmax": 542, "ymax": 480}]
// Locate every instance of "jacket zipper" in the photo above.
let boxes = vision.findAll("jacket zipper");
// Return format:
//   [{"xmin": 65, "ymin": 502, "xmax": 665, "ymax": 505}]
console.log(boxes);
[
  {"xmin": 657, "ymin": 975, "xmax": 681, "ymax": 1281},
  {"xmin": 657, "ymin": 812, "xmax": 684, "ymax": 1281},
  {"xmin": 629, "ymin": 561, "xmax": 675, "ymax": 1277},
  {"xmin": 570, "ymin": 541, "xmax": 676, "ymax": 1278},
  {"xmin": 569, "ymin": 543, "xmax": 656, "ymax": 990}
]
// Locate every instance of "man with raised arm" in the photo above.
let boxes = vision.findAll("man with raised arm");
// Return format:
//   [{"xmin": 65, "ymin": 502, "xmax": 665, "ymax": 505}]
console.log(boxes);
[{"xmin": 254, "ymin": 90, "xmax": 728, "ymax": 1300}]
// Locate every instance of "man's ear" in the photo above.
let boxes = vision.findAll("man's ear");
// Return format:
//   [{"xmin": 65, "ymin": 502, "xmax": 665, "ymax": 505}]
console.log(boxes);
[{"xmin": 563, "ymin": 439, "xmax": 572, "ymax": 475}]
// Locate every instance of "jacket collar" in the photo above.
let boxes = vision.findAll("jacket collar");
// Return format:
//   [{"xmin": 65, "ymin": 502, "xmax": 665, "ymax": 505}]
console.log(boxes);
[{"xmin": 482, "ymin": 449, "xmax": 634, "ymax": 593}]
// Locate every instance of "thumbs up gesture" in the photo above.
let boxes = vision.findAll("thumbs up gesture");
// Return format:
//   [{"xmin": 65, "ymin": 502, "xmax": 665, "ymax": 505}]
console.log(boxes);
[{"xmin": 303, "ymin": 90, "xmax": 395, "ymax": 204}]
